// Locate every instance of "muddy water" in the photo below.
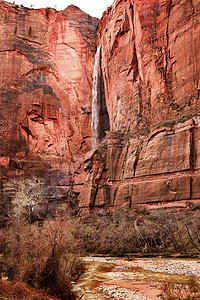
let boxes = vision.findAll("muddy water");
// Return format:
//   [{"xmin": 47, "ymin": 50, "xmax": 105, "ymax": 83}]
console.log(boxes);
[
  {"xmin": 74, "ymin": 257, "xmax": 157, "ymax": 299},
  {"xmin": 74, "ymin": 256, "xmax": 200, "ymax": 299},
  {"xmin": 74, "ymin": 260, "xmax": 113, "ymax": 299}
]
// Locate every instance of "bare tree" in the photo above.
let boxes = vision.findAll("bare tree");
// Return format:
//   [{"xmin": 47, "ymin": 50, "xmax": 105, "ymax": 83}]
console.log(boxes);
[{"xmin": 5, "ymin": 177, "xmax": 45, "ymax": 223}]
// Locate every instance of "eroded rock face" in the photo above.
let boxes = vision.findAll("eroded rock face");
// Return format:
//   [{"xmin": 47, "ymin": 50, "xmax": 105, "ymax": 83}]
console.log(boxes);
[
  {"xmin": 79, "ymin": 118, "xmax": 200, "ymax": 211},
  {"xmin": 79, "ymin": 0, "xmax": 200, "ymax": 211},
  {"xmin": 0, "ymin": 1, "xmax": 98, "ymax": 204},
  {"xmin": 97, "ymin": 0, "xmax": 200, "ymax": 132},
  {"xmin": 1, "ymin": 0, "xmax": 200, "ymax": 212}
]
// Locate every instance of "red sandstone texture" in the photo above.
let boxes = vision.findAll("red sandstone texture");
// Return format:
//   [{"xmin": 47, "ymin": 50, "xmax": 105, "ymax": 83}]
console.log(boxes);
[
  {"xmin": 0, "ymin": 1, "xmax": 98, "ymax": 203},
  {"xmin": 79, "ymin": 0, "xmax": 200, "ymax": 211},
  {"xmin": 1, "ymin": 0, "xmax": 200, "ymax": 211},
  {"xmin": 98, "ymin": 0, "xmax": 200, "ymax": 131}
]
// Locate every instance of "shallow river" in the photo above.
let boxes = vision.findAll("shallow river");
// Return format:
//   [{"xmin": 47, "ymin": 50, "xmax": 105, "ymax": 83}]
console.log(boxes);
[
  {"xmin": 74, "ymin": 256, "xmax": 200, "ymax": 299},
  {"xmin": 74, "ymin": 260, "xmax": 114, "ymax": 299},
  {"xmin": 74, "ymin": 257, "xmax": 161, "ymax": 299}
]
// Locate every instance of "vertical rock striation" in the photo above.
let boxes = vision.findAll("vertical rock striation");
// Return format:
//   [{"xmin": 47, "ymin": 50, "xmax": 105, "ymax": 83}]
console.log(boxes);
[
  {"xmin": 0, "ymin": 1, "xmax": 98, "ymax": 206},
  {"xmin": 91, "ymin": 45, "xmax": 110, "ymax": 148},
  {"xmin": 91, "ymin": 45, "xmax": 102, "ymax": 148},
  {"xmin": 1, "ymin": 0, "xmax": 200, "ymax": 212},
  {"xmin": 79, "ymin": 0, "xmax": 200, "ymax": 211}
]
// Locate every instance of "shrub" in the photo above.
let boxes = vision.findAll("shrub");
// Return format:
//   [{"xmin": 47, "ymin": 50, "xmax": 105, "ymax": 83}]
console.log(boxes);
[
  {"xmin": 39, "ymin": 252, "xmax": 75, "ymax": 300},
  {"xmin": 161, "ymin": 276, "xmax": 200, "ymax": 299},
  {"xmin": 75, "ymin": 208, "xmax": 200, "ymax": 256},
  {"xmin": 0, "ymin": 278, "xmax": 56, "ymax": 299},
  {"xmin": 0, "ymin": 215, "xmax": 83, "ymax": 299}
]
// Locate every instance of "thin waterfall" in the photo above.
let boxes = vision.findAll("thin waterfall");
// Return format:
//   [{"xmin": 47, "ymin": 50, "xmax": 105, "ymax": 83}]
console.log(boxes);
[
  {"xmin": 167, "ymin": 134, "xmax": 174, "ymax": 185},
  {"xmin": 110, "ymin": 0, "xmax": 117, "ymax": 20},
  {"xmin": 91, "ymin": 45, "xmax": 101, "ymax": 148}
]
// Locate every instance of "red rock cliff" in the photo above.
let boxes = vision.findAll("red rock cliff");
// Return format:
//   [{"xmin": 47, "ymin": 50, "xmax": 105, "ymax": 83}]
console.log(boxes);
[
  {"xmin": 0, "ymin": 1, "xmax": 98, "ymax": 205},
  {"xmin": 1, "ymin": 0, "xmax": 200, "ymax": 212},
  {"xmin": 79, "ymin": 0, "xmax": 200, "ymax": 211}
]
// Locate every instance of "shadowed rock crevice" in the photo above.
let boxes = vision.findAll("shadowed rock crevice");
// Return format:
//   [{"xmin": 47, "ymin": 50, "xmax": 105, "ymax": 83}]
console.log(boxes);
[
  {"xmin": 98, "ymin": 49, "xmax": 110, "ymax": 141},
  {"xmin": 1, "ymin": 0, "xmax": 200, "ymax": 213},
  {"xmin": 91, "ymin": 46, "xmax": 110, "ymax": 147},
  {"xmin": 79, "ymin": 0, "xmax": 200, "ymax": 212}
]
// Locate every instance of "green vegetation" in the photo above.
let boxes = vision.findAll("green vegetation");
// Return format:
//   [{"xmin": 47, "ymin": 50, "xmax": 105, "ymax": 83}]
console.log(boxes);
[{"xmin": 153, "ymin": 111, "xmax": 200, "ymax": 130}]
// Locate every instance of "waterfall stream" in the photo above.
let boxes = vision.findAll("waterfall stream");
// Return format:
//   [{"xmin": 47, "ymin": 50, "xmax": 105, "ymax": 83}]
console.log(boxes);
[
  {"xmin": 91, "ymin": 45, "xmax": 102, "ymax": 148},
  {"xmin": 110, "ymin": 0, "xmax": 117, "ymax": 19}
]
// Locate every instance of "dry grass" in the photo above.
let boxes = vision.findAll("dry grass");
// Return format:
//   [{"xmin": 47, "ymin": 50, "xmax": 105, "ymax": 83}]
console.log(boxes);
[
  {"xmin": 161, "ymin": 276, "xmax": 200, "ymax": 299},
  {"xmin": 0, "ymin": 279, "xmax": 57, "ymax": 299},
  {"xmin": 0, "ymin": 216, "xmax": 84, "ymax": 300}
]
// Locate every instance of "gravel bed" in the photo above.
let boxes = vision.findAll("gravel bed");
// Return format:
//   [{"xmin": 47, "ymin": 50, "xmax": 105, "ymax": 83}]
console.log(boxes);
[
  {"xmin": 82, "ymin": 256, "xmax": 200, "ymax": 276},
  {"xmin": 96, "ymin": 285, "xmax": 151, "ymax": 300},
  {"xmin": 137, "ymin": 260, "xmax": 200, "ymax": 276},
  {"xmin": 80, "ymin": 256, "xmax": 200, "ymax": 299}
]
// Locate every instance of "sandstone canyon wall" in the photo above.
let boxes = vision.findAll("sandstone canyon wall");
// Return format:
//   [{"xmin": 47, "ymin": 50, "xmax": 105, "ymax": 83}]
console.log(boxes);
[
  {"xmin": 1, "ymin": 0, "xmax": 200, "ymax": 213},
  {"xmin": 79, "ymin": 0, "xmax": 200, "ymax": 211},
  {"xmin": 0, "ymin": 1, "xmax": 98, "ymax": 207}
]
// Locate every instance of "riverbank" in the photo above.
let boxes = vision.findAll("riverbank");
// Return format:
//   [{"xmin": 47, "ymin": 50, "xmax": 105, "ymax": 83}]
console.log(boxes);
[{"xmin": 74, "ymin": 256, "xmax": 200, "ymax": 299}]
